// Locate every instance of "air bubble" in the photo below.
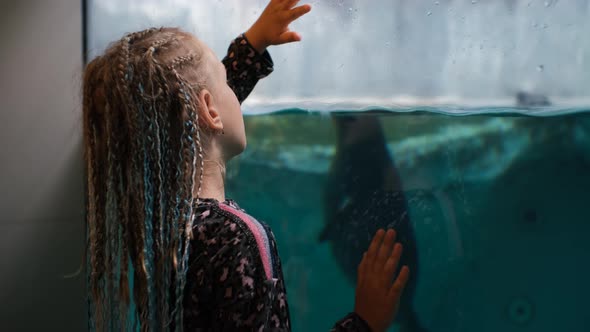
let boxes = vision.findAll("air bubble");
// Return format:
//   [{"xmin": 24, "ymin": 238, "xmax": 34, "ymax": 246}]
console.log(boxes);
[
  {"xmin": 537, "ymin": 65, "xmax": 544, "ymax": 72},
  {"xmin": 427, "ymin": 11, "xmax": 432, "ymax": 16}
]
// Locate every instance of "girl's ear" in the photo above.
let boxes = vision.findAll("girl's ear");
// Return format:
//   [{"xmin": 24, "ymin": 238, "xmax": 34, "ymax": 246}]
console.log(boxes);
[{"xmin": 197, "ymin": 88, "xmax": 223, "ymax": 132}]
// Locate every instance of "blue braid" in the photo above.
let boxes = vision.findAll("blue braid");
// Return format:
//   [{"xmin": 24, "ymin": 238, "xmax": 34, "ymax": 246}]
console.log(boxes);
[
  {"xmin": 150, "ymin": 93, "xmax": 168, "ymax": 329},
  {"xmin": 173, "ymin": 86, "xmax": 198, "ymax": 332},
  {"xmin": 118, "ymin": 170, "xmax": 130, "ymax": 330},
  {"xmin": 105, "ymin": 109, "xmax": 122, "ymax": 331},
  {"xmin": 157, "ymin": 89, "xmax": 173, "ymax": 329},
  {"xmin": 166, "ymin": 120, "xmax": 184, "ymax": 329},
  {"xmin": 138, "ymin": 84, "xmax": 158, "ymax": 330},
  {"xmin": 106, "ymin": 178, "xmax": 119, "ymax": 330}
]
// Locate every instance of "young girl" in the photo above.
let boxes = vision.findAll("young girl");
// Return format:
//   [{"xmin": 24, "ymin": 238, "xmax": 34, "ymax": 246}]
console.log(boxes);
[{"xmin": 83, "ymin": 1, "xmax": 409, "ymax": 331}]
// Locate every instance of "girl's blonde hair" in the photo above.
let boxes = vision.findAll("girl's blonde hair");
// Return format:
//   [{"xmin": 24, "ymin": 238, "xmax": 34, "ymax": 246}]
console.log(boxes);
[{"xmin": 83, "ymin": 27, "xmax": 210, "ymax": 331}]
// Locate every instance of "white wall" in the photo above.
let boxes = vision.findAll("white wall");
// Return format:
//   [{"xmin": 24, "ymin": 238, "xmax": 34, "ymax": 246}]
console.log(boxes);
[
  {"xmin": 0, "ymin": 0, "xmax": 85, "ymax": 330},
  {"xmin": 88, "ymin": 0, "xmax": 590, "ymax": 111}
]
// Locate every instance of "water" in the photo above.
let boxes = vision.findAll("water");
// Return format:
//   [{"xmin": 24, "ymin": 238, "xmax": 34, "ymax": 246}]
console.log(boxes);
[{"xmin": 226, "ymin": 108, "xmax": 590, "ymax": 332}]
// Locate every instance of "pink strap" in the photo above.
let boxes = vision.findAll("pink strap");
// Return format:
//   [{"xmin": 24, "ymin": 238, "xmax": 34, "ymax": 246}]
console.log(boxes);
[{"xmin": 219, "ymin": 203, "xmax": 273, "ymax": 280}]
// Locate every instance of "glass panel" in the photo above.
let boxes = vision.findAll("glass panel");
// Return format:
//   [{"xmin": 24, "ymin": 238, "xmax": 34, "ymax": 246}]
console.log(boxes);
[{"xmin": 87, "ymin": 1, "xmax": 590, "ymax": 331}]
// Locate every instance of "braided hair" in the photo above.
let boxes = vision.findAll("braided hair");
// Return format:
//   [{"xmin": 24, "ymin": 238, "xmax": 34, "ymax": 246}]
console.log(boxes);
[{"xmin": 83, "ymin": 27, "xmax": 211, "ymax": 332}]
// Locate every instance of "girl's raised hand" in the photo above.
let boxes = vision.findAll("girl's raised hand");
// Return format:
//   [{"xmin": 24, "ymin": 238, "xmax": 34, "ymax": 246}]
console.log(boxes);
[{"xmin": 245, "ymin": 0, "xmax": 312, "ymax": 53}]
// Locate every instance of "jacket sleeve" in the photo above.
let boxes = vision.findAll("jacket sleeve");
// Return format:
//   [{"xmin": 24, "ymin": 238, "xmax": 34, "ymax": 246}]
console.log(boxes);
[
  {"xmin": 222, "ymin": 34, "xmax": 274, "ymax": 104},
  {"xmin": 330, "ymin": 312, "xmax": 373, "ymax": 332}
]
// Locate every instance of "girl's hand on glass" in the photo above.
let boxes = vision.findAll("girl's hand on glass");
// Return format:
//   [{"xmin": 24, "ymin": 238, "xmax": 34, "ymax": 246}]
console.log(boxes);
[{"xmin": 354, "ymin": 229, "xmax": 410, "ymax": 332}]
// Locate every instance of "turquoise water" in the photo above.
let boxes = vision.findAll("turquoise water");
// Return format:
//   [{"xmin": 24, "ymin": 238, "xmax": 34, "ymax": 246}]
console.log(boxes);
[{"xmin": 226, "ymin": 108, "xmax": 590, "ymax": 332}]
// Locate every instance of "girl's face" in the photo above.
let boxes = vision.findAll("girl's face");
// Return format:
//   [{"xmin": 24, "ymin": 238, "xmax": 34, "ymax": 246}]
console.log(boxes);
[{"xmin": 189, "ymin": 37, "xmax": 246, "ymax": 160}]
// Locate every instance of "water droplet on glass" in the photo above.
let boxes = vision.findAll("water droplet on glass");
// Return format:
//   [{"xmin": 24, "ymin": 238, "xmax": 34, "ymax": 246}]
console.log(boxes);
[
  {"xmin": 544, "ymin": 1, "xmax": 551, "ymax": 7},
  {"xmin": 427, "ymin": 11, "xmax": 432, "ymax": 16},
  {"xmin": 471, "ymin": 0, "xmax": 477, "ymax": 4},
  {"xmin": 434, "ymin": 1, "xmax": 440, "ymax": 5},
  {"xmin": 537, "ymin": 65, "xmax": 544, "ymax": 72}
]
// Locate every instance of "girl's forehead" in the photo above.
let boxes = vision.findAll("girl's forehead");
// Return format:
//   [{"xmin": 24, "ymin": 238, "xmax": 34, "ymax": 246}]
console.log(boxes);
[
  {"xmin": 181, "ymin": 36, "xmax": 221, "ymax": 81},
  {"xmin": 185, "ymin": 37, "xmax": 220, "ymax": 73},
  {"xmin": 187, "ymin": 36, "xmax": 215, "ymax": 58}
]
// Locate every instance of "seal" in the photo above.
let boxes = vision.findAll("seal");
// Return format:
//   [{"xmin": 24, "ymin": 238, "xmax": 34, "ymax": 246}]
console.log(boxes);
[{"xmin": 320, "ymin": 113, "xmax": 427, "ymax": 332}]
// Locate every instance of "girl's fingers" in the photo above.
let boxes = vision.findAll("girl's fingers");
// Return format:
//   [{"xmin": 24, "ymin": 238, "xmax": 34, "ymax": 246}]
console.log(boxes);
[
  {"xmin": 388, "ymin": 266, "xmax": 410, "ymax": 300},
  {"xmin": 374, "ymin": 229, "xmax": 396, "ymax": 272},
  {"xmin": 282, "ymin": 0, "xmax": 301, "ymax": 10},
  {"xmin": 287, "ymin": 4, "xmax": 312, "ymax": 22},
  {"xmin": 357, "ymin": 251, "xmax": 368, "ymax": 285},
  {"xmin": 276, "ymin": 31, "xmax": 302, "ymax": 44},
  {"xmin": 366, "ymin": 229, "xmax": 385, "ymax": 270},
  {"xmin": 383, "ymin": 243, "xmax": 403, "ymax": 282}
]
